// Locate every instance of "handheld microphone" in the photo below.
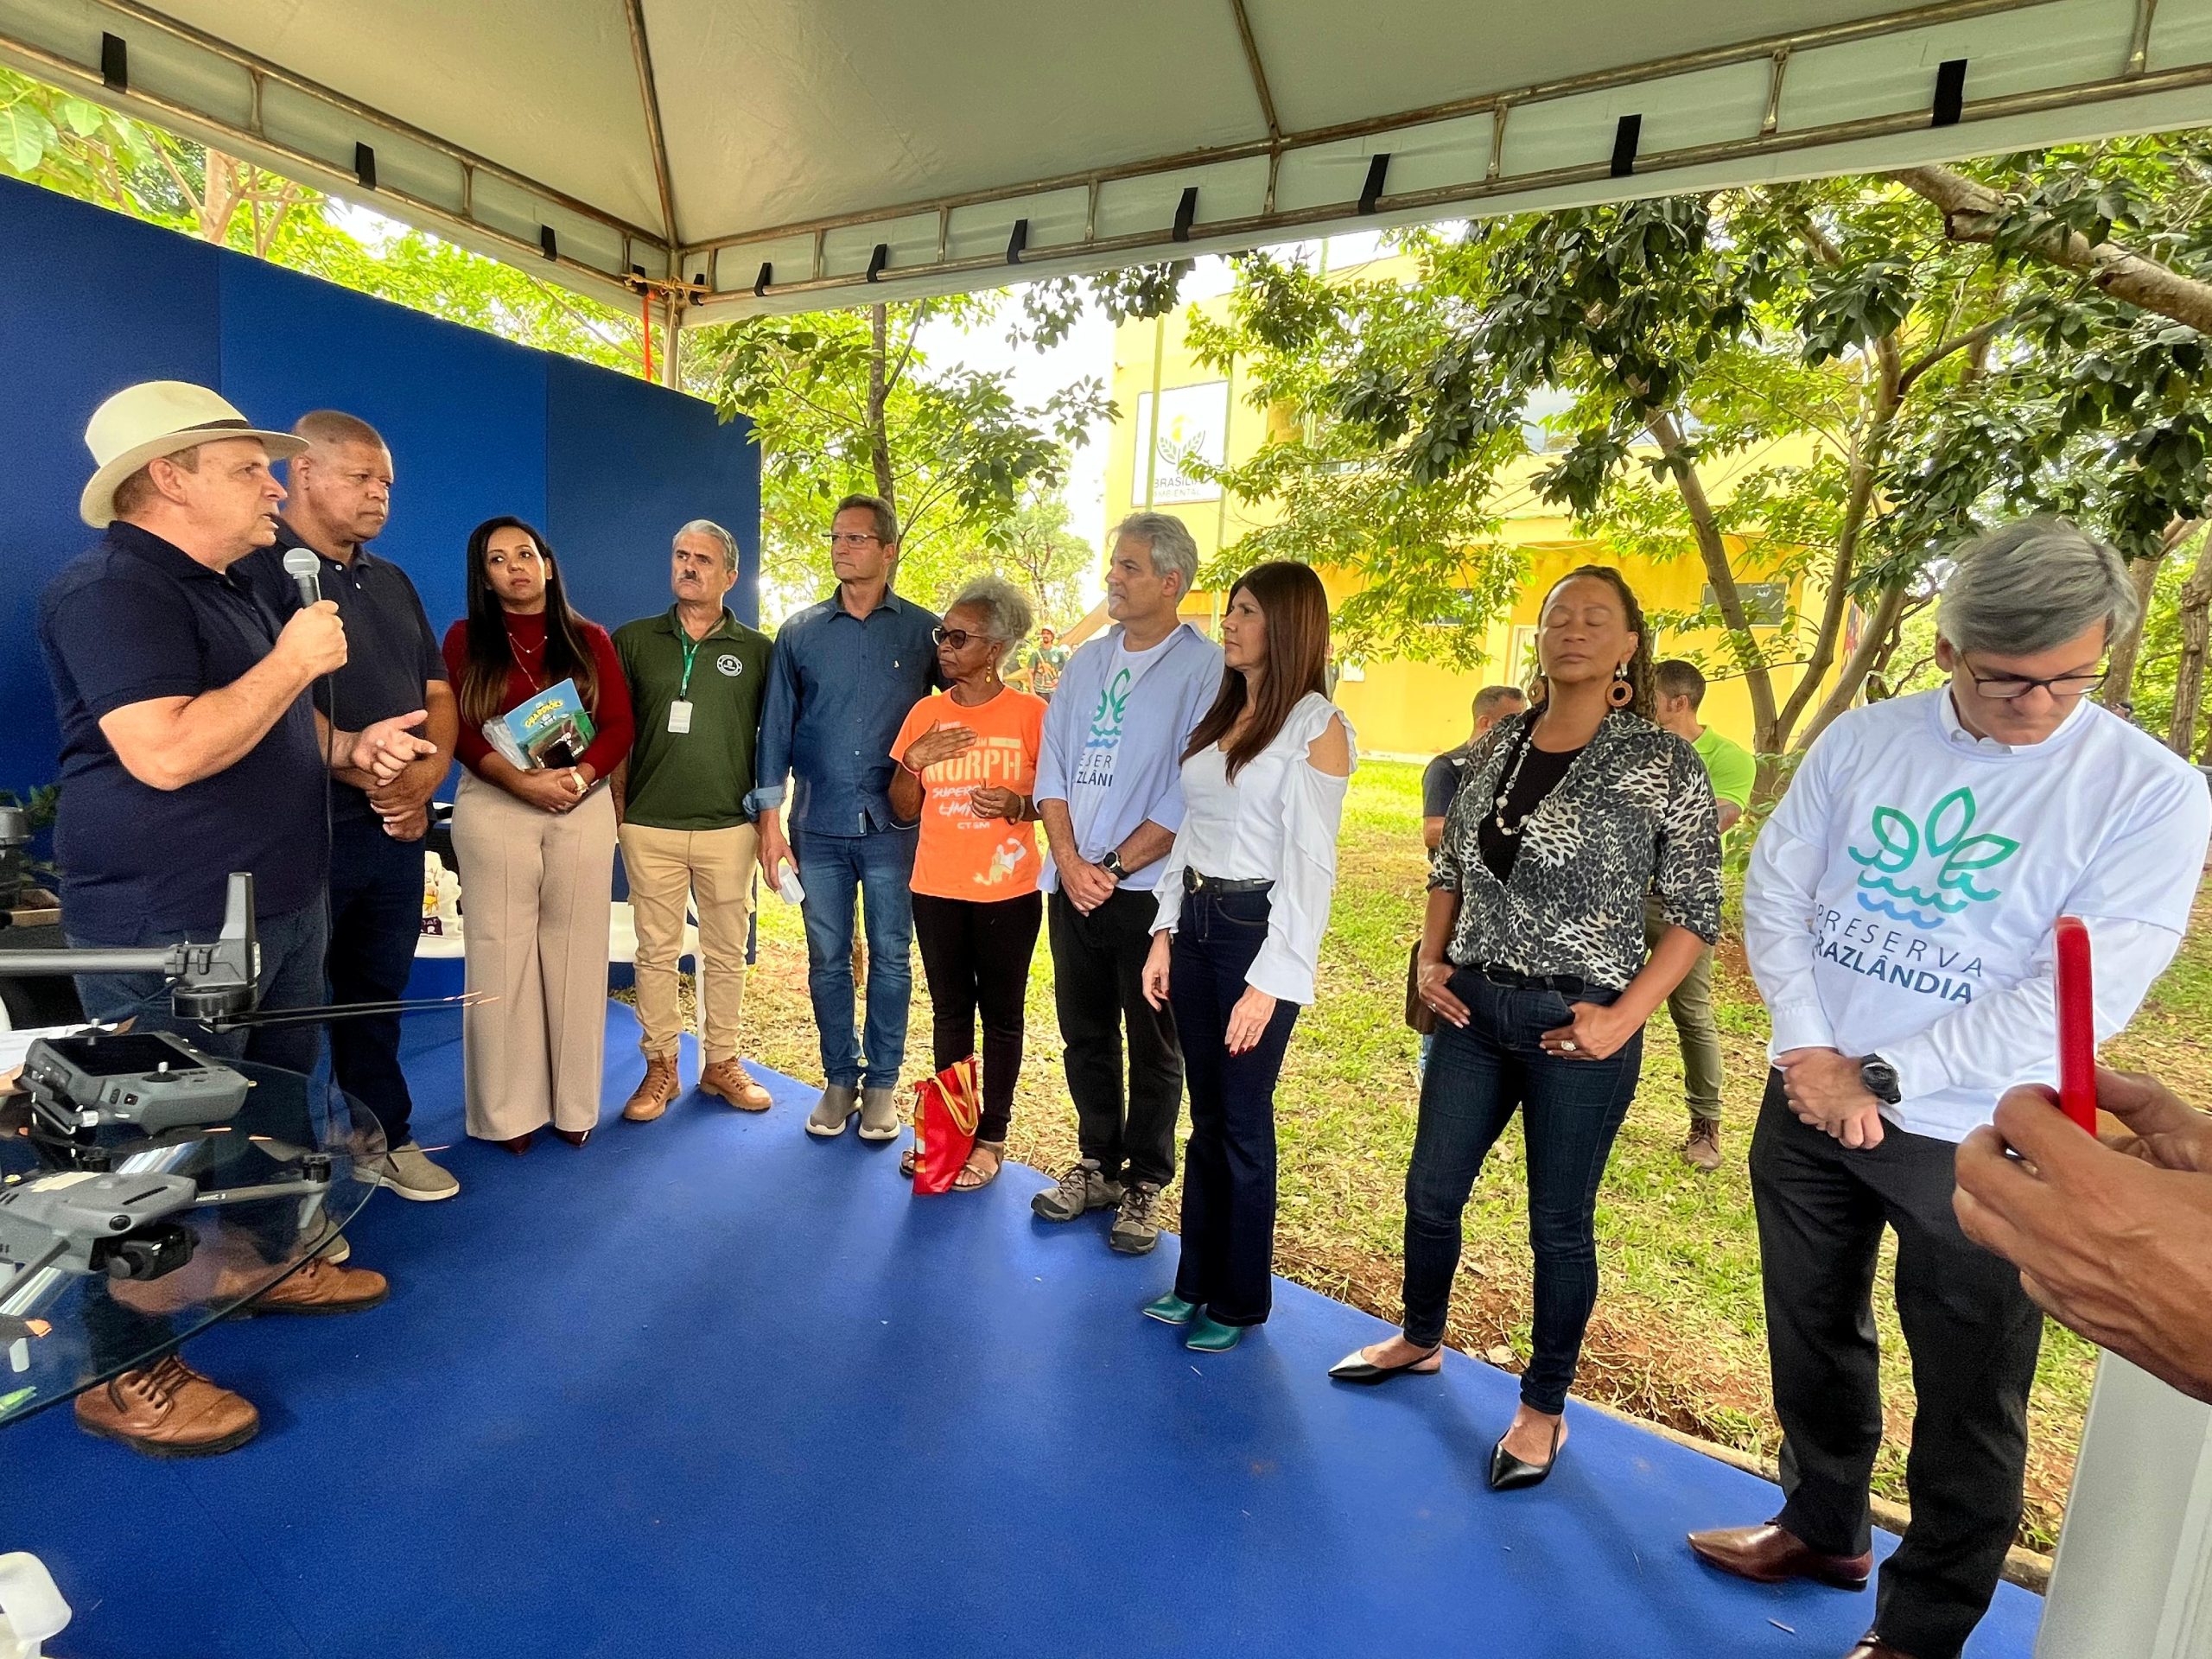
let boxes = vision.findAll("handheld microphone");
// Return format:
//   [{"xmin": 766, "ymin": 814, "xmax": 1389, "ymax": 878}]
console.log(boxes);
[{"xmin": 282, "ymin": 546, "xmax": 321, "ymax": 609}]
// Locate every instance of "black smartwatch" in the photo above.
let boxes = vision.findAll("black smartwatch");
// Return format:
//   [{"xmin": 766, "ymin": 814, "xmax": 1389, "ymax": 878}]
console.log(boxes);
[
  {"xmin": 1098, "ymin": 851, "xmax": 1128, "ymax": 882},
  {"xmin": 1859, "ymin": 1055, "xmax": 1902, "ymax": 1105}
]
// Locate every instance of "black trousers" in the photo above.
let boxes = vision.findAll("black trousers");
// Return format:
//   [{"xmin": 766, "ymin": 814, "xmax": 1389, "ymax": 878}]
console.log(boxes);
[
  {"xmin": 327, "ymin": 810, "xmax": 427, "ymax": 1148},
  {"xmin": 1750, "ymin": 1074, "xmax": 2043, "ymax": 1659},
  {"xmin": 1169, "ymin": 887, "xmax": 1300, "ymax": 1326},
  {"xmin": 909, "ymin": 889, "xmax": 1043, "ymax": 1142},
  {"xmin": 1047, "ymin": 887, "xmax": 1184, "ymax": 1190}
]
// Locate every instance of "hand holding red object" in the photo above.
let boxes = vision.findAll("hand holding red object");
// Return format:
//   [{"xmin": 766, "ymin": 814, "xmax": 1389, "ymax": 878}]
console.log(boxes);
[{"xmin": 2055, "ymin": 916, "xmax": 2098, "ymax": 1133}]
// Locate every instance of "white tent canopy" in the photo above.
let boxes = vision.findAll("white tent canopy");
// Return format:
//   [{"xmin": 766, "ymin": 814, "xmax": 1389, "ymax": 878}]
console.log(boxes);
[{"xmin": 4, "ymin": 0, "xmax": 2211, "ymax": 329}]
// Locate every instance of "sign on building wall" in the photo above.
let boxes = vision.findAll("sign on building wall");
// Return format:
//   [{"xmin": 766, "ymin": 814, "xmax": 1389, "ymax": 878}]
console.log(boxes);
[{"xmin": 1135, "ymin": 381, "xmax": 1230, "ymax": 505}]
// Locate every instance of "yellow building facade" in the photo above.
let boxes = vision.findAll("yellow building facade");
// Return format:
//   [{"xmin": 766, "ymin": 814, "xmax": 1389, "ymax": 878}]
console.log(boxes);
[{"xmin": 1093, "ymin": 248, "xmax": 1835, "ymax": 759}]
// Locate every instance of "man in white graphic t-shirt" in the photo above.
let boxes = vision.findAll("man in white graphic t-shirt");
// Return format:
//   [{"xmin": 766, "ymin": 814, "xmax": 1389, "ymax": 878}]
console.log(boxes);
[{"xmin": 1690, "ymin": 519, "xmax": 2211, "ymax": 1659}]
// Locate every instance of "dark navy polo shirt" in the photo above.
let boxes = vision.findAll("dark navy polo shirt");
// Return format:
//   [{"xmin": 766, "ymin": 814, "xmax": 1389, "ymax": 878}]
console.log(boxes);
[
  {"xmin": 36, "ymin": 522, "xmax": 327, "ymax": 941},
  {"xmin": 237, "ymin": 524, "xmax": 447, "ymax": 823}
]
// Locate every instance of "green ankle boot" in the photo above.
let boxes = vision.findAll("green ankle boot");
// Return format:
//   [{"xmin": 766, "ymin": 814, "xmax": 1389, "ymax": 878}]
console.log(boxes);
[
  {"xmin": 1185, "ymin": 1313, "xmax": 1245, "ymax": 1351},
  {"xmin": 1142, "ymin": 1292, "xmax": 1198, "ymax": 1325}
]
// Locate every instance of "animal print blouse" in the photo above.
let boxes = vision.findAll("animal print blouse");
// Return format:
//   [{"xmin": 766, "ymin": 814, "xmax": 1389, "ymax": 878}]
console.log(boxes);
[{"xmin": 1431, "ymin": 709, "xmax": 1725, "ymax": 991}]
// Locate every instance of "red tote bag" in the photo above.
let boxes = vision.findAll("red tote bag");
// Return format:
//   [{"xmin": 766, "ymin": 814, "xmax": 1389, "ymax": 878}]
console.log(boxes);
[{"xmin": 911, "ymin": 1055, "xmax": 982, "ymax": 1196}]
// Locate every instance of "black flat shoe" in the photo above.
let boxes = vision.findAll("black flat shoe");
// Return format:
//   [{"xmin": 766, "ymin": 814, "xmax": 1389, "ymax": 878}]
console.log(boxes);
[
  {"xmin": 1328, "ymin": 1343, "xmax": 1443, "ymax": 1385},
  {"xmin": 554, "ymin": 1127, "xmax": 592, "ymax": 1148},
  {"xmin": 1488, "ymin": 1421, "xmax": 1564, "ymax": 1491}
]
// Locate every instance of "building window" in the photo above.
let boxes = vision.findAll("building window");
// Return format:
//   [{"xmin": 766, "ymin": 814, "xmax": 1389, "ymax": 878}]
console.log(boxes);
[{"xmin": 1702, "ymin": 582, "xmax": 1789, "ymax": 626}]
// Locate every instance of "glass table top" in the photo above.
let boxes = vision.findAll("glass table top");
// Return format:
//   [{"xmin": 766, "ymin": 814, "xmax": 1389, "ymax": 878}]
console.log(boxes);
[{"xmin": 0, "ymin": 1050, "xmax": 383, "ymax": 1427}]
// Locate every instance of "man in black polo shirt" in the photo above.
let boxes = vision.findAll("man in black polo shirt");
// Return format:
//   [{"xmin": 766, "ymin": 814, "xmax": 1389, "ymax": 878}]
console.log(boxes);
[
  {"xmin": 239, "ymin": 410, "xmax": 461, "ymax": 1202},
  {"xmin": 37, "ymin": 380, "xmax": 434, "ymax": 1458}
]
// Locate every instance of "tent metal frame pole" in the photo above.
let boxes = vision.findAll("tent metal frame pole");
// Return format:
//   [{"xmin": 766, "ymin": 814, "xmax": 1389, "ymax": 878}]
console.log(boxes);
[
  {"xmin": 1225, "ymin": 0, "xmax": 1281, "ymax": 143},
  {"xmin": 623, "ymin": 0, "xmax": 683, "ymax": 256},
  {"xmin": 680, "ymin": 0, "xmax": 2063, "ymax": 261},
  {"xmin": 693, "ymin": 52, "xmax": 2212, "ymax": 310}
]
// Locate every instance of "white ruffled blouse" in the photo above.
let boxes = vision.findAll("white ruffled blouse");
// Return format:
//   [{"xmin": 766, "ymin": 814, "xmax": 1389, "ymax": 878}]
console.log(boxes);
[{"xmin": 1151, "ymin": 691, "xmax": 1357, "ymax": 1005}]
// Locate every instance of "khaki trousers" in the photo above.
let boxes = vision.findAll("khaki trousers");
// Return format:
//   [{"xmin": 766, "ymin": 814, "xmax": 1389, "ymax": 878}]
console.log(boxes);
[
  {"xmin": 452, "ymin": 772, "xmax": 617, "ymax": 1140},
  {"xmin": 616, "ymin": 821, "xmax": 758, "ymax": 1065},
  {"xmin": 1645, "ymin": 892, "xmax": 1722, "ymax": 1122}
]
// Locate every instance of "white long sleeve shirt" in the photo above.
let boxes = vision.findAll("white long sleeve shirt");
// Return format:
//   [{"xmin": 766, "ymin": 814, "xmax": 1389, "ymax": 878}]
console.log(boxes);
[
  {"xmin": 1744, "ymin": 689, "xmax": 2209, "ymax": 1143},
  {"xmin": 1152, "ymin": 692, "xmax": 1355, "ymax": 1006}
]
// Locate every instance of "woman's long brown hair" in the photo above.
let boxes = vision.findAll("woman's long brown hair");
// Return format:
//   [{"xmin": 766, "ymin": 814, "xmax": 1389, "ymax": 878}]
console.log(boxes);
[
  {"xmin": 1183, "ymin": 560, "xmax": 1332, "ymax": 781},
  {"xmin": 455, "ymin": 515, "xmax": 600, "ymax": 728}
]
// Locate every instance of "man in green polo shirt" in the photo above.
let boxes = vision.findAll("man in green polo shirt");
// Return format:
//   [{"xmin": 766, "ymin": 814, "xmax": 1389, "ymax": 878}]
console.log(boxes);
[
  {"xmin": 1652, "ymin": 659, "xmax": 1758, "ymax": 1171},
  {"xmin": 613, "ymin": 519, "xmax": 774, "ymax": 1122}
]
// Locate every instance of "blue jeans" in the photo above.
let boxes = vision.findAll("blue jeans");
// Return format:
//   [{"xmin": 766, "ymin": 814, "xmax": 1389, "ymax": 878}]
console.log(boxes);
[
  {"xmin": 1402, "ymin": 969, "xmax": 1643, "ymax": 1414},
  {"xmin": 1169, "ymin": 885, "xmax": 1300, "ymax": 1326},
  {"xmin": 793, "ymin": 827, "xmax": 918, "ymax": 1090}
]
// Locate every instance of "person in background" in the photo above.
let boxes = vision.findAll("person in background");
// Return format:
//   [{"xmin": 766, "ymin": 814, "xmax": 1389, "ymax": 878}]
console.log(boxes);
[
  {"xmin": 1332, "ymin": 566, "xmax": 1720, "ymax": 1498},
  {"xmin": 1956, "ymin": 1068, "xmax": 2212, "ymax": 1406},
  {"xmin": 1693, "ymin": 519, "xmax": 2209, "ymax": 1659},
  {"xmin": 443, "ymin": 516, "xmax": 633, "ymax": 1154},
  {"xmin": 612, "ymin": 520, "xmax": 774, "ymax": 1123},
  {"xmin": 1026, "ymin": 625, "xmax": 1070, "ymax": 702},
  {"xmin": 1417, "ymin": 685, "xmax": 1528, "ymax": 1076},
  {"xmin": 889, "ymin": 576, "xmax": 1048, "ymax": 1190},
  {"xmin": 751, "ymin": 494, "xmax": 943, "ymax": 1143},
  {"xmin": 1139, "ymin": 562, "xmax": 1353, "ymax": 1351},
  {"xmin": 42, "ymin": 380, "xmax": 427, "ymax": 1457},
  {"xmin": 1649, "ymin": 658, "xmax": 1758, "ymax": 1172},
  {"xmin": 239, "ymin": 410, "xmax": 461, "ymax": 1203},
  {"xmin": 1031, "ymin": 512, "xmax": 1224, "ymax": 1254}
]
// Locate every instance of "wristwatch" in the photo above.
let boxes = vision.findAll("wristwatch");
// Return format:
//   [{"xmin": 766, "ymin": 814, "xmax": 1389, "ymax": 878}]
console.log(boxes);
[
  {"xmin": 1859, "ymin": 1055, "xmax": 1902, "ymax": 1105},
  {"xmin": 1098, "ymin": 851, "xmax": 1128, "ymax": 882}
]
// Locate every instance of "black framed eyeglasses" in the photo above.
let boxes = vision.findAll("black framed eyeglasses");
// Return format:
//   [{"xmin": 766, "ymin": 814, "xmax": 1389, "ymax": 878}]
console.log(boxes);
[
  {"xmin": 932, "ymin": 626, "xmax": 982, "ymax": 650},
  {"xmin": 1961, "ymin": 658, "xmax": 2107, "ymax": 701}
]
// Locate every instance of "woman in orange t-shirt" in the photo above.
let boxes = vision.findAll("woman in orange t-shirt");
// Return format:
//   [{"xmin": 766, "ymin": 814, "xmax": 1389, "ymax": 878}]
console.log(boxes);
[{"xmin": 890, "ymin": 576, "xmax": 1048, "ymax": 1189}]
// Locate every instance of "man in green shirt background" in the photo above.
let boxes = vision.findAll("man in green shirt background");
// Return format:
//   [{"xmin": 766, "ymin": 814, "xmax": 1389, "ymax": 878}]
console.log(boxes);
[
  {"xmin": 612, "ymin": 519, "xmax": 775, "ymax": 1122},
  {"xmin": 1651, "ymin": 659, "xmax": 1758, "ymax": 1171}
]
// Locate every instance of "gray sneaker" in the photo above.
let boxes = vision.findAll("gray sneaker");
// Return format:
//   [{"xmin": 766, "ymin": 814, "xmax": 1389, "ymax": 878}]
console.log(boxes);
[
  {"xmin": 1032, "ymin": 1158, "xmax": 1124, "ymax": 1224},
  {"xmin": 315, "ymin": 1230, "xmax": 350, "ymax": 1264},
  {"xmin": 1109, "ymin": 1182, "xmax": 1165, "ymax": 1255},
  {"xmin": 806, "ymin": 1084, "xmax": 861, "ymax": 1137},
  {"xmin": 362, "ymin": 1141, "xmax": 460, "ymax": 1203},
  {"xmin": 858, "ymin": 1086, "xmax": 902, "ymax": 1141}
]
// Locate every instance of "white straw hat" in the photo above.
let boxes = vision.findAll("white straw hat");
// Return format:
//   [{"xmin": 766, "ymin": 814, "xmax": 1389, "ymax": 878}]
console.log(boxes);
[{"xmin": 80, "ymin": 380, "xmax": 307, "ymax": 529}]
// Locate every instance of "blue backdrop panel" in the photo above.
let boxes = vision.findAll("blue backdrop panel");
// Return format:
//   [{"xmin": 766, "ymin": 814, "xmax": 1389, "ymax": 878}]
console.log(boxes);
[
  {"xmin": 545, "ymin": 355, "xmax": 760, "ymax": 630},
  {"xmin": 0, "ymin": 181, "xmax": 222, "ymax": 801}
]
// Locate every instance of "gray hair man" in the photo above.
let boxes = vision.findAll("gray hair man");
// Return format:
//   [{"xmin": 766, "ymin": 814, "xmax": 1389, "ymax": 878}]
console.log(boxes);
[
  {"xmin": 1030, "ymin": 511, "xmax": 1224, "ymax": 1254},
  {"xmin": 1695, "ymin": 518, "xmax": 2210, "ymax": 1659},
  {"xmin": 613, "ymin": 518, "xmax": 775, "ymax": 1121}
]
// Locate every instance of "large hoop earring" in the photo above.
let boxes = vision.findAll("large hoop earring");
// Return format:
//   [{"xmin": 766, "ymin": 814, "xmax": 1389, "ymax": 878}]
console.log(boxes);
[{"xmin": 1607, "ymin": 665, "xmax": 1635, "ymax": 709}]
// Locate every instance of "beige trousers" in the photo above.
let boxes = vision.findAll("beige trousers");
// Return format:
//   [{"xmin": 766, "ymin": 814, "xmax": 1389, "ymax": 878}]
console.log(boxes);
[
  {"xmin": 452, "ymin": 772, "xmax": 617, "ymax": 1140},
  {"xmin": 617, "ymin": 821, "xmax": 759, "ymax": 1065}
]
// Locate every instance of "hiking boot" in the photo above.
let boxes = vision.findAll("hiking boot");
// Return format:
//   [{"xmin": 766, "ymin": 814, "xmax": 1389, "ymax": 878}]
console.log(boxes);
[
  {"xmin": 248, "ymin": 1256, "xmax": 389, "ymax": 1316},
  {"xmin": 623, "ymin": 1053, "xmax": 683, "ymax": 1122},
  {"xmin": 1032, "ymin": 1159, "xmax": 1123, "ymax": 1223},
  {"xmin": 858, "ymin": 1086, "xmax": 902, "ymax": 1141},
  {"xmin": 701, "ymin": 1058, "xmax": 772, "ymax": 1112},
  {"xmin": 74, "ymin": 1354, "xmax": 259, "ymax": 1458},
  {"xmin": 806, "ymin": 1084, "xmax": 861, "ymax": 1137},
  {"xmin": 1682, "ymin": 1117, "xmax": 1723, "ymax": 1173},
  {"xmin": 1109, "ymin": 1181, "xmax": 1166, "ymax": 1255},
  {"xmin": 361, "ymin": 1141, "xmax": 460, "ymax": 1200}
]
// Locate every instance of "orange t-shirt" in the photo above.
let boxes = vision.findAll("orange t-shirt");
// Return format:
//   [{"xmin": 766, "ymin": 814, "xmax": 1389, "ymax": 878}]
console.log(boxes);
[{"xmin": 893, "ymin": 688, "xmax": 1047, "ymax": 901}]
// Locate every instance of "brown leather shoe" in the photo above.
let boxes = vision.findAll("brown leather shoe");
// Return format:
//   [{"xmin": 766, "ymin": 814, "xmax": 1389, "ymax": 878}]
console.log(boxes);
[
  {"xmin": 248, "ymin": 1255, "xmax": 389, "ymax": 1316},
  {"xmin": 700, "ymin": 1058, "xmax": 772, "ymax": 1112},
  {"xmin": 1687, "ymin": 1522, "xmax": 1873, "ymax": 1591},
  {"xmin": 1683, "ymin": 1116, "xmax": 1723, "ymax": 1172},
  {"xmin": 74, "ymin": 1353, "xmax": 259, "ymax": 1458},
  {"xmin": 1842, "ymin": 1641, "xmax": 1919, "ymax": 1659},
  {"xmin": 623, "ymin": 1053, "xmax": 682, "ymax": 1122}
]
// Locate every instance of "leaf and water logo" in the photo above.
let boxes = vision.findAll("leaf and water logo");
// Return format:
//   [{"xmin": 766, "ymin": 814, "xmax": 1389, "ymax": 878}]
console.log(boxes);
[{"xmin": 1846, "ymin": 787, "xmax": 2019, "ymax": 930}]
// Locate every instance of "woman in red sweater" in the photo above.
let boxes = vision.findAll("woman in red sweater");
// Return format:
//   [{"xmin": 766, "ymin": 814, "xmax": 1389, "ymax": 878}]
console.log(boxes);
[{"xmin": 442, "ymin": 516, "xmax": 632, "ymax": 1153}]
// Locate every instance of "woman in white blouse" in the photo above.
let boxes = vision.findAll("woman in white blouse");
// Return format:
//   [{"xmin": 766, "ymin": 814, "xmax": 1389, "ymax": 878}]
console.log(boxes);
[{"xmin": 1139, "ymin": 561, "xmax": 1355, "ymax": 1352}]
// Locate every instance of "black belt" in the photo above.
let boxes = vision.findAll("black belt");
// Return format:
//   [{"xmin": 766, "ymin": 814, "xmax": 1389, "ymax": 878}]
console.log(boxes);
[
  {"xmin": 1465, "ymin": 963, "xmax": 1589, "ymax": 996},
  {"xmin": 1185, "ymin": 870, "xmax": 1274, "ymax": 895}
]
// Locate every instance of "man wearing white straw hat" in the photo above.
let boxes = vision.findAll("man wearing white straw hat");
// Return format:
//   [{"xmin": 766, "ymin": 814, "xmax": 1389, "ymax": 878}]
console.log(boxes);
[{"xmin": 35, "ymin": 380, "xmax": 435, "ymax": 1459}]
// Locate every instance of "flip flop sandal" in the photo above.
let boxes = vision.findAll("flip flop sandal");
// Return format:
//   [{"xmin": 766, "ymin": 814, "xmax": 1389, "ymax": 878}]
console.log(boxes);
[{"xmin": 899, "ymin": 1146, "xmax": 918, "ymax": 1179}]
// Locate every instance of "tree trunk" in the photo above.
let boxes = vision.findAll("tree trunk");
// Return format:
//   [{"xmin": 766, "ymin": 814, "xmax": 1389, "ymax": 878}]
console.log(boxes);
[
  {"xmin": 2171, "ymin": 543, "xmax": 2212, "ymax": 759},
  {"xmin": 2101, "ymin": 550, "xmax": 2171, "ymax": 715},
  {"xmin": 1793, "ymin": 580, "xmax": 1913, "ymax": 759},
  {"xmin": 1891, "ymin": 164, "xmax": 2212, "ymax": 336},
  {"xmin": 868, "ymin": 302, "xmax": 897, "ymax": 513}
]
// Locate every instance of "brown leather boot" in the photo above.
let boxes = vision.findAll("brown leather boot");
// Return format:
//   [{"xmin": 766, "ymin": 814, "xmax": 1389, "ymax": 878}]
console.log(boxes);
[
  {"xmin": 248, "ymin": 1256, "xmax": 390, "ymax": 1316},
  {"xmin": 74, "ymin": 1353, "xmax": 259, "ymax": 1458},
  {"xmin": 623, "ymin": 1053, "xmax": 682, "ymax": 1122},
  {"xmin": 700, "ymin": 1058, "xmax": 772, "ymax": 1112}
]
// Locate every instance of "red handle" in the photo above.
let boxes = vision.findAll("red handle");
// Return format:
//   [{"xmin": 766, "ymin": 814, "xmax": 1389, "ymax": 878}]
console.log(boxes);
[{"xmin": 2054, "ymin": 917, "xmax": 2097, "ymax": 1134}]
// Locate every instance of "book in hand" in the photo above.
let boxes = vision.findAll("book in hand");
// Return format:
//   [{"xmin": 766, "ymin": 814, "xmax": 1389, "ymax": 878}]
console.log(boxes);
[{"xmin": 484, "ymin": 677, "xmax": 597, "ymax": 771}]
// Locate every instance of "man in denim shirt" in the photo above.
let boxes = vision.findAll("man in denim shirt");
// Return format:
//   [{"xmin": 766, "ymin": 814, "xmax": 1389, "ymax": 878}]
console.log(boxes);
[{"xmin": 752, "ymin": 494, "xmax": 943, "ymax": 1140}]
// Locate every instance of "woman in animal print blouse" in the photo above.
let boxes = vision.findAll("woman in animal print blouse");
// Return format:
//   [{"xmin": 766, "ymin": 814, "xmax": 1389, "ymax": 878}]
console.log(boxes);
[{"xmin": 1329, "ymin": 565, "xmax": 1723, "ymax": 1493}]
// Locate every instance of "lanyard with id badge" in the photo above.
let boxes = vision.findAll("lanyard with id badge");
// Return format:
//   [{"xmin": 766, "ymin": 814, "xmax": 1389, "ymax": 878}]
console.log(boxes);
[{"xmin": 668, "ymin": 629, "xmax": 703, "ymax": 734}]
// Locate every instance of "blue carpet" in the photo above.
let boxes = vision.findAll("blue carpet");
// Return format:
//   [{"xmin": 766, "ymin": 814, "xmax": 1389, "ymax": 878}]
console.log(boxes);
[{"xmin": 5, "ymin": 1003, "xmax": 2042, "ymax": 1658}]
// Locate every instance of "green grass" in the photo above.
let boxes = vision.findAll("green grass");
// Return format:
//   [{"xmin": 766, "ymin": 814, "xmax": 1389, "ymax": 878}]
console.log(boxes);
[{"xmin": 641, "ymin": 758, "xmax": 2212, "ymax": 1552}]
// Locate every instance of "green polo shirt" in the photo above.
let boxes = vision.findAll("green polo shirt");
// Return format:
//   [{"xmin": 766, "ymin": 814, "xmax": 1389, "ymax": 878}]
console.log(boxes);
[
  {"xmin": 1693, "ymin": 725, "xmax": 1757, "ymax": 812},
  {"xmin": 613, "ymin": 607, "xmax": 773, "ymax": 831}
]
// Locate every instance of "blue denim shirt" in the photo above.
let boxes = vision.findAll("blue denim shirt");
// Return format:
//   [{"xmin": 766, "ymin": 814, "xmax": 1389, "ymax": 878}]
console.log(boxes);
[{"xmin": 747, "ymin": 588, "xmax": 944, "ymax": 836}]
